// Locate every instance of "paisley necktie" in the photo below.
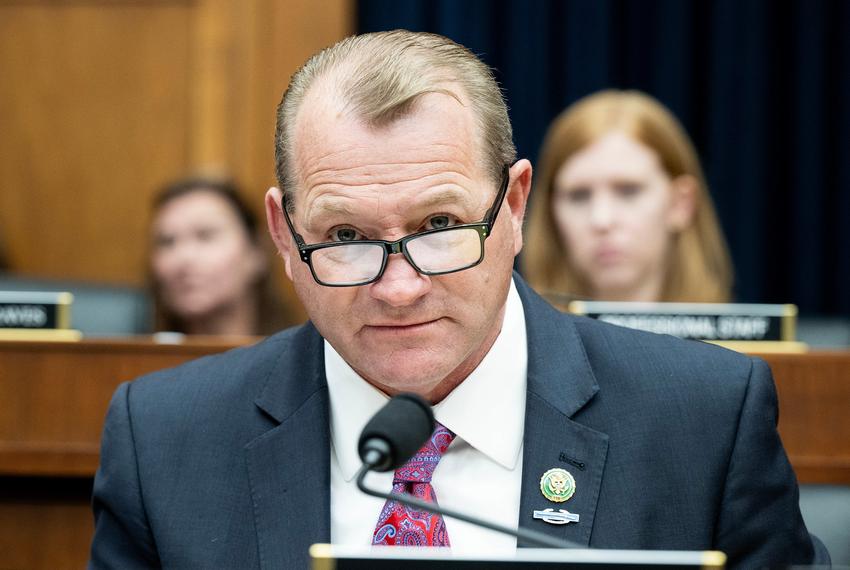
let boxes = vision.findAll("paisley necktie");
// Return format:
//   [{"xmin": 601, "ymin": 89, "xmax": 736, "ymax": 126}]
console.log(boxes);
[{"xmin": 372, "ymin": 422, "xmax": 455, "ymax": 546}]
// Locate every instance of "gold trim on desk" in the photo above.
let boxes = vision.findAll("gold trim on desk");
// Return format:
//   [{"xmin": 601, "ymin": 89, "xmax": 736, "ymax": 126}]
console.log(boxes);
[
  {"xmin": 707, "ymin": 340, "xmax": 808, "ymax": 353},
  {"xmin": 0, "ymin": 328, "xmax": 82, "ymax": 342},
  {"xmin": 781, "ymin": 303, "xmax": 797, "ymax": 341},
  {"xmin": 56, "ymin": 292, "xmax": 74, "ymax": 329},
  {"xmin": 310, "ymin": 544, "xmax": 336, "ymax": 570}
]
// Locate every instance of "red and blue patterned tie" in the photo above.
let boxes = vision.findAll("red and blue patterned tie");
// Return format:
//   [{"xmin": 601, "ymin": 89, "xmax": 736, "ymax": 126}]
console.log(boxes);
[{"xmin": 372, "ymin": 422, "xmax": 456, "ymax": 546}]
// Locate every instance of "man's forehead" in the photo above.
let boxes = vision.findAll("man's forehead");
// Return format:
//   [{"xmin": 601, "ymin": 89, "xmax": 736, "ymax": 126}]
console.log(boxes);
[
  {"xmin": 307, "ymin": 185, "xmax": 482, "ymax": 217},
  {"xmin": 292, "ymin": 86, "xmax": 482, "ymax": 181}
]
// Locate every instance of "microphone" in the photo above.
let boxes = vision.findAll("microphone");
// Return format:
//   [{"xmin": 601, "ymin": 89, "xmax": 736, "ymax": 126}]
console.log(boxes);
[
  {"xmin": 356, "ymin": 394, "xmax": 579, "ymax": 549},
  {"xmin": 358, "ymin": 393, "xmax": 435, "ymax": 472}
]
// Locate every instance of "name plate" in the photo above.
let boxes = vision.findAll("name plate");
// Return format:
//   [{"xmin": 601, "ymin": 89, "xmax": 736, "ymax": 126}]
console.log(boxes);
[
  {"xmin": 0, "ymin": 291, "xmax": 73, "ymax": 329},
  {"xmin": 568, "ymin": 301, "xmax": 797, "ymax": 341}
]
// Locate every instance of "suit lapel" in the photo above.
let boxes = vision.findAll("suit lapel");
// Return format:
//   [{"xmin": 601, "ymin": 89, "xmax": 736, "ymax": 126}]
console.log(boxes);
[
  {"xmin": 245, "ymin": 324, "xmax": 331, "ymax": 569},
  {"xmin": 519, "ymin": 394, "xmax": 609, "ymax": 547},
  {"xmin": 515, "ymin": 277, "xmax": 609, "ymax": 547}
]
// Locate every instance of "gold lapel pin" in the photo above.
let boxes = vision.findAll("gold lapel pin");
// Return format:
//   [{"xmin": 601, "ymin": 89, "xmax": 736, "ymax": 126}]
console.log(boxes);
[{"xmin": 540, "ymin": 467, "xmax": 576, "ymax": 503}]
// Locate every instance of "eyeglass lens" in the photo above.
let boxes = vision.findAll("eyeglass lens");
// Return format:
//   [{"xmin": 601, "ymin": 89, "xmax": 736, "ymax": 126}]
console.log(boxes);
[
  {"xmin": 311, "ymin": 243, "xmax": 385, "ymax": 285},
  {"xmin": 406, "ymin": 227, "xmax": 482, "ymax": 272},
  {"xmin": 310, "ymin": 226, "xmax": 483, "ymax": 285}
]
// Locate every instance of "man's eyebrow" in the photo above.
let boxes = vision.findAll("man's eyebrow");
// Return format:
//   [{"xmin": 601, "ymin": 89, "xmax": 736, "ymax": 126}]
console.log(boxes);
[
  {"xmin": 414, "ymin": 188, "xmax": 477, "ymax": 210},
  {"xmin": 306, "ymin": 187, "xmax": 477, "ymax": 220},
  {"xmin": 305, "ymin": 199, "xmax": 356, "ymax": 219}
]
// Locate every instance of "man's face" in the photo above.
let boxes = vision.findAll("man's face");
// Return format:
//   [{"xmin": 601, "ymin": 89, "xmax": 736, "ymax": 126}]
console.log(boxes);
[{"xmin": 266, "ymin": 89, "xmax": 531, "ymax": 402}]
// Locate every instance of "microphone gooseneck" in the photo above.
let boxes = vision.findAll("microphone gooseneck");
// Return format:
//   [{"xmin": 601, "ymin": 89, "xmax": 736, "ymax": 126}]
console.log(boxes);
[{"xmin": 356, "ymin": 395, "xmax": 580, "ymax": 550}]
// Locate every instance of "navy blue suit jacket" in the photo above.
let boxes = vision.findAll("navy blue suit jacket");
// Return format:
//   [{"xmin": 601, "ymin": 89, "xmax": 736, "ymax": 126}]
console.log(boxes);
[{"xmin": 90, "ymin": 277, "xmax": 828, "ymax": 568}]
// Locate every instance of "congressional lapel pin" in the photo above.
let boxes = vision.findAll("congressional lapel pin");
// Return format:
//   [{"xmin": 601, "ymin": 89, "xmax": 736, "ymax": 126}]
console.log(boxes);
[
  {"xmin": 539, "ymin": 467, "xmax": 576, "ymax": 503},
  {"xmin": 533, "ymin": 508, "xmax": 580, "ymax": 525}
]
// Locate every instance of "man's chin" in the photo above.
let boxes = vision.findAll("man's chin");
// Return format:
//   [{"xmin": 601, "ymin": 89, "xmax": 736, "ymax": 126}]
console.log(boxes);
[{"xmin": 352, "ymin": 361, "xmax": 447, "ymax": 399}]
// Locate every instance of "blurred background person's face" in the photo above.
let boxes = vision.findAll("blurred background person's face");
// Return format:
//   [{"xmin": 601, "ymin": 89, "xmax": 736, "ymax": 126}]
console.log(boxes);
[
  {"xmin": 151, "ymin": 189, "xmax": 264, "ymax": 330},
  {"xmin": 551, "ymin": 131, "xmax": 693, "ymax": 302}
]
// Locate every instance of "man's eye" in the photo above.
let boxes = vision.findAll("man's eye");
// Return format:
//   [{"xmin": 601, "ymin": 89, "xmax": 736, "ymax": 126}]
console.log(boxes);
[
  {"xmin": 333, "ymin": 228, "xmax": 361, "ymax": 242},
  {"xmin": 426, "ymin": 215, "xmax": 456, "ymax": 230}
]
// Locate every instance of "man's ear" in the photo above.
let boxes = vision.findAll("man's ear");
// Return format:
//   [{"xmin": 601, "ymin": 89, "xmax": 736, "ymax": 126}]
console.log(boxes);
[
  {"xmin": 667, "ymin": 175, "xmax": 698, "ymax": 232},
  {"xmin": 265, "ymin": 187, "xmax": 294, "ymax": 280},
  {"xmin": 506, "ymin": 159, "xmax": 533, "ymax": 256}
]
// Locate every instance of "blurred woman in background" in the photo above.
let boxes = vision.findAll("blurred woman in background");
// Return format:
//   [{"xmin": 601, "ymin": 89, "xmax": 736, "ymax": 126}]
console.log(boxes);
[
  {"xmin": 524, "ymin": 90, "xmax": 733, "ymax": 304},
  {"xmin": 150, "ymin": 176, "xmax": 289, "ymax": 335}
]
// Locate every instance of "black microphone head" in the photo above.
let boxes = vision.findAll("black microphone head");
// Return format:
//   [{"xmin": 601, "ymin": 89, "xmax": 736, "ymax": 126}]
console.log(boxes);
[{"xmin": 358, "ymin": 393, "xmax": 435, "ymax": 472}]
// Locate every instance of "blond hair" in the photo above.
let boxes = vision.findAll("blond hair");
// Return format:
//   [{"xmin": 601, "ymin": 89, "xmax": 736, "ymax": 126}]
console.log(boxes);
[
  {"xmin": 274, "ymin": 30, "xmax": 515, "ymax": 208},
  {"xmin": 524, "ymin": 90, "xmax": 733, "ymax": 303}
]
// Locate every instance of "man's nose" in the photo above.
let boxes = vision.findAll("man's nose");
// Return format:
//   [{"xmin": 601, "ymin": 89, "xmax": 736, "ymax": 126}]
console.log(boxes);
[{"xmin": 368, "ymin": 252, "xmax": 431, "ymax": 307}]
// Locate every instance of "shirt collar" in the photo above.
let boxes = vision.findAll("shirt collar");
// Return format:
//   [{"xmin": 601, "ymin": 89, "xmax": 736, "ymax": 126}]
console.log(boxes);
[{"xmin": 326, "ymin": 278, "xmax": 528, "ymax": 481}]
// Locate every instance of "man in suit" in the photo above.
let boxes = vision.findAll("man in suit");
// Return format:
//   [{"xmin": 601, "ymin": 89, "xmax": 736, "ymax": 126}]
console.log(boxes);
[{"xmin": 90, "ymin": 30, "xmax": 828, "ymax": 568}]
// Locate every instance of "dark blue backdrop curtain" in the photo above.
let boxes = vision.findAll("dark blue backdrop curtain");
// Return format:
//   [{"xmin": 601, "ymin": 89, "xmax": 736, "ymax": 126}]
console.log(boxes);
[{"xmin": 358, "ymin": 0, "xmax": 850, "ymax": 317}]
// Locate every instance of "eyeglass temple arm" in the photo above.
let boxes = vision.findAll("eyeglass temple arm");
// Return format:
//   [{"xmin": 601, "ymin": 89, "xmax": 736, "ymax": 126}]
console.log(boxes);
[
  {"xmin": 483, "ymin": 164, "xmax": 512, "ymax": 225},
  {"xmin": 280, "ymin": 191, "xmax": 308, "ymax": 248}
]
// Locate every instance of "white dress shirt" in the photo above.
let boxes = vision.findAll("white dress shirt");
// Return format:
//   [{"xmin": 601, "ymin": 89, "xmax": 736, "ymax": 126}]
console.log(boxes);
[{"xmin": 326, "ymin": 279, "xmax": 528, "ymax": 554}]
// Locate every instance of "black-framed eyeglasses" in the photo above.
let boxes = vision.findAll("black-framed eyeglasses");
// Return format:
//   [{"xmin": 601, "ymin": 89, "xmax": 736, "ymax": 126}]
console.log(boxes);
[{"xmin": 281, "ymin": 165, "xmax": 511, "ymax": 287}]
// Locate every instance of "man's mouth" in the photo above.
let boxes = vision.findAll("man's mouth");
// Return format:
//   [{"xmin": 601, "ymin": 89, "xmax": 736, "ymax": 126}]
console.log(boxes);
[{"xmin": 365, "ymin": 318, "xmax": 443, "ymax": 332}]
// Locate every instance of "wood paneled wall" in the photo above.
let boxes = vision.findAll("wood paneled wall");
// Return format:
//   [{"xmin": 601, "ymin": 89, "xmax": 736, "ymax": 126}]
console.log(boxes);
[{"xmin": 0, "ymin": 0, "xmax": 353, "ymax": 320}]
